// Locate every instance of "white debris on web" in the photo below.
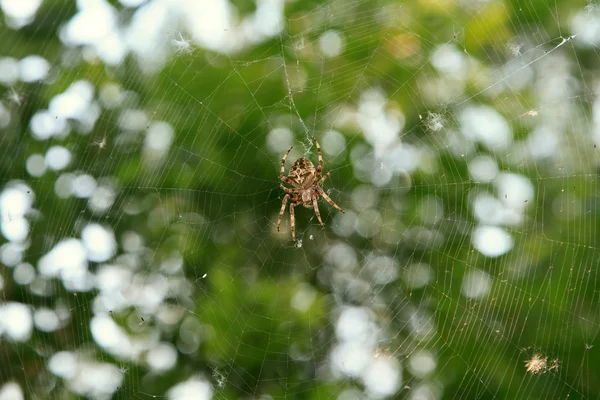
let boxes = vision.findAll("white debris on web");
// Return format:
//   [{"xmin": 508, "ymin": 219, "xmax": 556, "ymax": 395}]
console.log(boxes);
[
  {"xmin": 212, "ymin": 368, "xmax": 227, "ymax": 390},
  {"xmin": 122, "ymin": 0, "xmax": 286, "ymax": 72},
  {"xmin": 309, "ymin": 235, "xmax": 313, "ymax": 240},
  {"xmin": 292, "ymin": 37, "xmax": 305, "ymax": 51},
  {"xmin": 425, "ymin": 112, "xmax": 445, "ymax": 132},
  {"xmin": 524, "ymin": 353, "xmax": 559, "ymax": 375},
  {"xmin": 7, "ymin": 89, "xmax": 23, "ymax": 105},
  {"xmin": 92, "ymin": 135, "xmax": 108, "ymax": 151},
  {"xmin": 524, "ymin": 109, "xmax": 538, "ymax": 117},
  {"xmin": 172, "ymin": 33, "xmax": 193, "ymax": 54},
  {"xmin": 506, "ymin": 42, "xmax": 523, "ymax": 57},
  {"xmin": 295, "ymin": 239, "xmax": 303, "ymax": 248}
]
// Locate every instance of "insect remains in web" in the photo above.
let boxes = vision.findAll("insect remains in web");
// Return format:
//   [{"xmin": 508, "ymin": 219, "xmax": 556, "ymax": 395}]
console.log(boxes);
[
  {"xmin": 172, "ymin": 33, "xmax": 193, "ymax": 54},
  {"xmin": 212, "ymin": 367, "xmax": 227, "ymax": 390},
  {"xmin": 92, "ymin": 135, "xmax": 108, "ymax": 151},
  {"xmin": 7, "ymin": 88, "xmax": 23, "ymax": 106},
  {"xmin": 524, "ymin": 353, "xmax": 559, "ymax": 375},
  {"xmin": 507, "ymin": 42, "xmax": 523, "ymax": 58},
  {"xmin": 424, "ymin": 111, "xmax": 445, "ymax": 132},
  {"xmin": 276, "ymin": 136, "xmax": 345, "ymax": 243}
]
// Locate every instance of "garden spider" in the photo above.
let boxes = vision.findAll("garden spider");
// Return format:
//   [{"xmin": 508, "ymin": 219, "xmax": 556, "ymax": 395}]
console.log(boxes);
[{"xmin": 276, "ymin": 137, "xmax": 344, "ymax": 243}]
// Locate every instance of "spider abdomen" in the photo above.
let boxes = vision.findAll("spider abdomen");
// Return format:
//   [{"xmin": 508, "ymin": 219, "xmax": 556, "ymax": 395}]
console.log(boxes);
[{"xmin": 289, "ymin": 157, "xmax": 316, "ymax": 186}]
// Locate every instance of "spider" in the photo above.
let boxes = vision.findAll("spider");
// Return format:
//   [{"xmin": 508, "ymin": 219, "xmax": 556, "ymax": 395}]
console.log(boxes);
[{"xmin": 276, "ymin": 136, "xmax": 344, "ymax": 242}]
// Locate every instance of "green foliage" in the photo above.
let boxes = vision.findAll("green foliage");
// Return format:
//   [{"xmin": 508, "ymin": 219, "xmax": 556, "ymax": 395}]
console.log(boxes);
[{"xmin": 1, "ymin": 0, "xmax": 600, "ymax": 399}]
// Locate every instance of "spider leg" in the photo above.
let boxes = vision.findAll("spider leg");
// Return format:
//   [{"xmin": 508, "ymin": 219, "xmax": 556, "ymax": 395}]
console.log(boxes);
[
  {"xmin": 280, "ymin": 146, "xmax": 296, "ymax": 186},
  {"xmin": 280, "ymin": 184, "xmax": 300, "ymax": 193},
  {"xmin": 313, "ymin": 136, "xmax": 323, "ymax": 180},
  {"xmin": 318, "ymin": 171, "xmax": 331, "ymax": 185},
  {"xmin": 321, "ymin": 192, "xmax": 345, "ymax": 214},
  {"xmin": 312, "ymin": 197, "xmax": 325, "ymax": 229},
  {"xmin": 277, "ymin": 194, "xmax": 290, "ymax": 232},
  {"xmin": 290, "ymin": 202, "xmax": 297, "ymax": 242}
]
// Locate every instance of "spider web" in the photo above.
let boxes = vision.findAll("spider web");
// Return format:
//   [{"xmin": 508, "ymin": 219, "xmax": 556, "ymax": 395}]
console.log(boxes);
[{"xmin": 0, "ymin": 0, "xmax": 599, "ymax": 399}]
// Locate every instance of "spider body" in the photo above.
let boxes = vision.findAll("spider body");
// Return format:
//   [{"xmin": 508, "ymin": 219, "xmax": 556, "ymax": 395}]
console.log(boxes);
[
  {"xmin": 277, "ymin": 137, "xmax": 344, "ymax": 243},
  {"xmin": 288, "ymin": 158, "xmax": 316, "ymax": 187}
]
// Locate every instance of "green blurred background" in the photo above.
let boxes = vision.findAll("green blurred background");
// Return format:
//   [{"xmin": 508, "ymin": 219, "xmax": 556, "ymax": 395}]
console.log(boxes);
[{"xmin": 0, "ymin": 0, "xmax": 599, "ymax": 399}]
